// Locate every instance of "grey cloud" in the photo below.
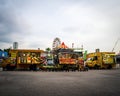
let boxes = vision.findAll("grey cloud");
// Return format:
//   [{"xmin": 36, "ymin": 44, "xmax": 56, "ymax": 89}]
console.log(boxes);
[
  {"xmin": 0, "ymin": 0, "xmax": 120, "ymax": 52},
  {"xmin": 0, "ymin": 0, "xmax": 26, "ymax": 44}
]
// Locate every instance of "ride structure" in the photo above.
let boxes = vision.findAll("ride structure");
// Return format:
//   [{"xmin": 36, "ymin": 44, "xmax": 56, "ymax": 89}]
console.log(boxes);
[
  {"xmin": 52, "ymin": 37, "xmax": 61, "ymax": 50},
  {"xmin": 51, "ymin": 42, "xmax": 88, "ymax": 71}
]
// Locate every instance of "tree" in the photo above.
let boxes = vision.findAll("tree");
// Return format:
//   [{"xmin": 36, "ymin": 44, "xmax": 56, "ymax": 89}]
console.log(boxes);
[
  {"xmin": 45, "ymin": 47, "xmax": 51, "ymax": 52},
  {"xmin": 4, "ymin": 48, "xmax": 11, "ymax": 55}
]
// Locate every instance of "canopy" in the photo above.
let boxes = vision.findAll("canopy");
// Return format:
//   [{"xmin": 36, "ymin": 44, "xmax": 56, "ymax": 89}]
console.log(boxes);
[{"xmin": 58, "ymin": 42, "xmax": 68, "ymax": 49}]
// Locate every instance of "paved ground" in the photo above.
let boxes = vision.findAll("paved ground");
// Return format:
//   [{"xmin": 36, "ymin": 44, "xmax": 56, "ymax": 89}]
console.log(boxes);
[{"xmin": 0, "ymin": 69, "xmax": 120, "ymax": 96}]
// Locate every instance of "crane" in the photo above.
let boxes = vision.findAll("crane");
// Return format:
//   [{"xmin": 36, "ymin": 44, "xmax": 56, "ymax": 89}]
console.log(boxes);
[{"xmin": 112, "ymin": 38, "xmax": 120, "ymax": 52}]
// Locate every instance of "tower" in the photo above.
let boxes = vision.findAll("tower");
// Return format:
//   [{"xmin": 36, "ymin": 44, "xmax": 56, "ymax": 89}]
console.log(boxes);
[{"xmin": 13, "ymin": 42, "xmax": 18, "ymax": 49}]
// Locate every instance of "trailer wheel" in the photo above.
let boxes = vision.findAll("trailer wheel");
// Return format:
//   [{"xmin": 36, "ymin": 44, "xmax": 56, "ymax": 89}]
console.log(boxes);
[
  {"xmin": 107, "ymin": 65, "xmax": 112, "ymax": 69},
  {"xmin": 94, "ymin": 65, "xmax": 99, "ymax": 69},
  {"xmin": 85, "ymin": 67, "xmax": 89, "ymax": 71}
]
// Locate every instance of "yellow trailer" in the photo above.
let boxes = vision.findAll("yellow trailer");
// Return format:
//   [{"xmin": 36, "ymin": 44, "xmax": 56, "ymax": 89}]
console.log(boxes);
[{"xmin": 2, "ymin": 49, "xmax": 44, "ymax": 70}]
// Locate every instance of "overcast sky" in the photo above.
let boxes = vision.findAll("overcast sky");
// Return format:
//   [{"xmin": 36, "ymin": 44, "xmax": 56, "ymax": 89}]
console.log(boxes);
[{"xmin": 0, "ymin": 0, "xmax": 120, "ymax": 53}]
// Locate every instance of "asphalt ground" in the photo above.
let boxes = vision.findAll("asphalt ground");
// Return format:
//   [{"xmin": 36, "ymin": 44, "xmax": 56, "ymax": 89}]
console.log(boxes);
[{"xmin": 0, "ymin": 69, "xmax": 120, "ymax": 96}]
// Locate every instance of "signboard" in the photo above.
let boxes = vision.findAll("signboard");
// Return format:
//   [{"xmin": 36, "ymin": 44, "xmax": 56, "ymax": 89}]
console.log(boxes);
[
  {"xmin": 11, "ymin": 53, "xmax": 17, "ymax": 58},
  {"xmin": 0, "ymin": 51, "xmax": 8, "ymax": 58},
  {"xmin": 59, "ymin": 58, "xmax": 76, "ymax": 64}
]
